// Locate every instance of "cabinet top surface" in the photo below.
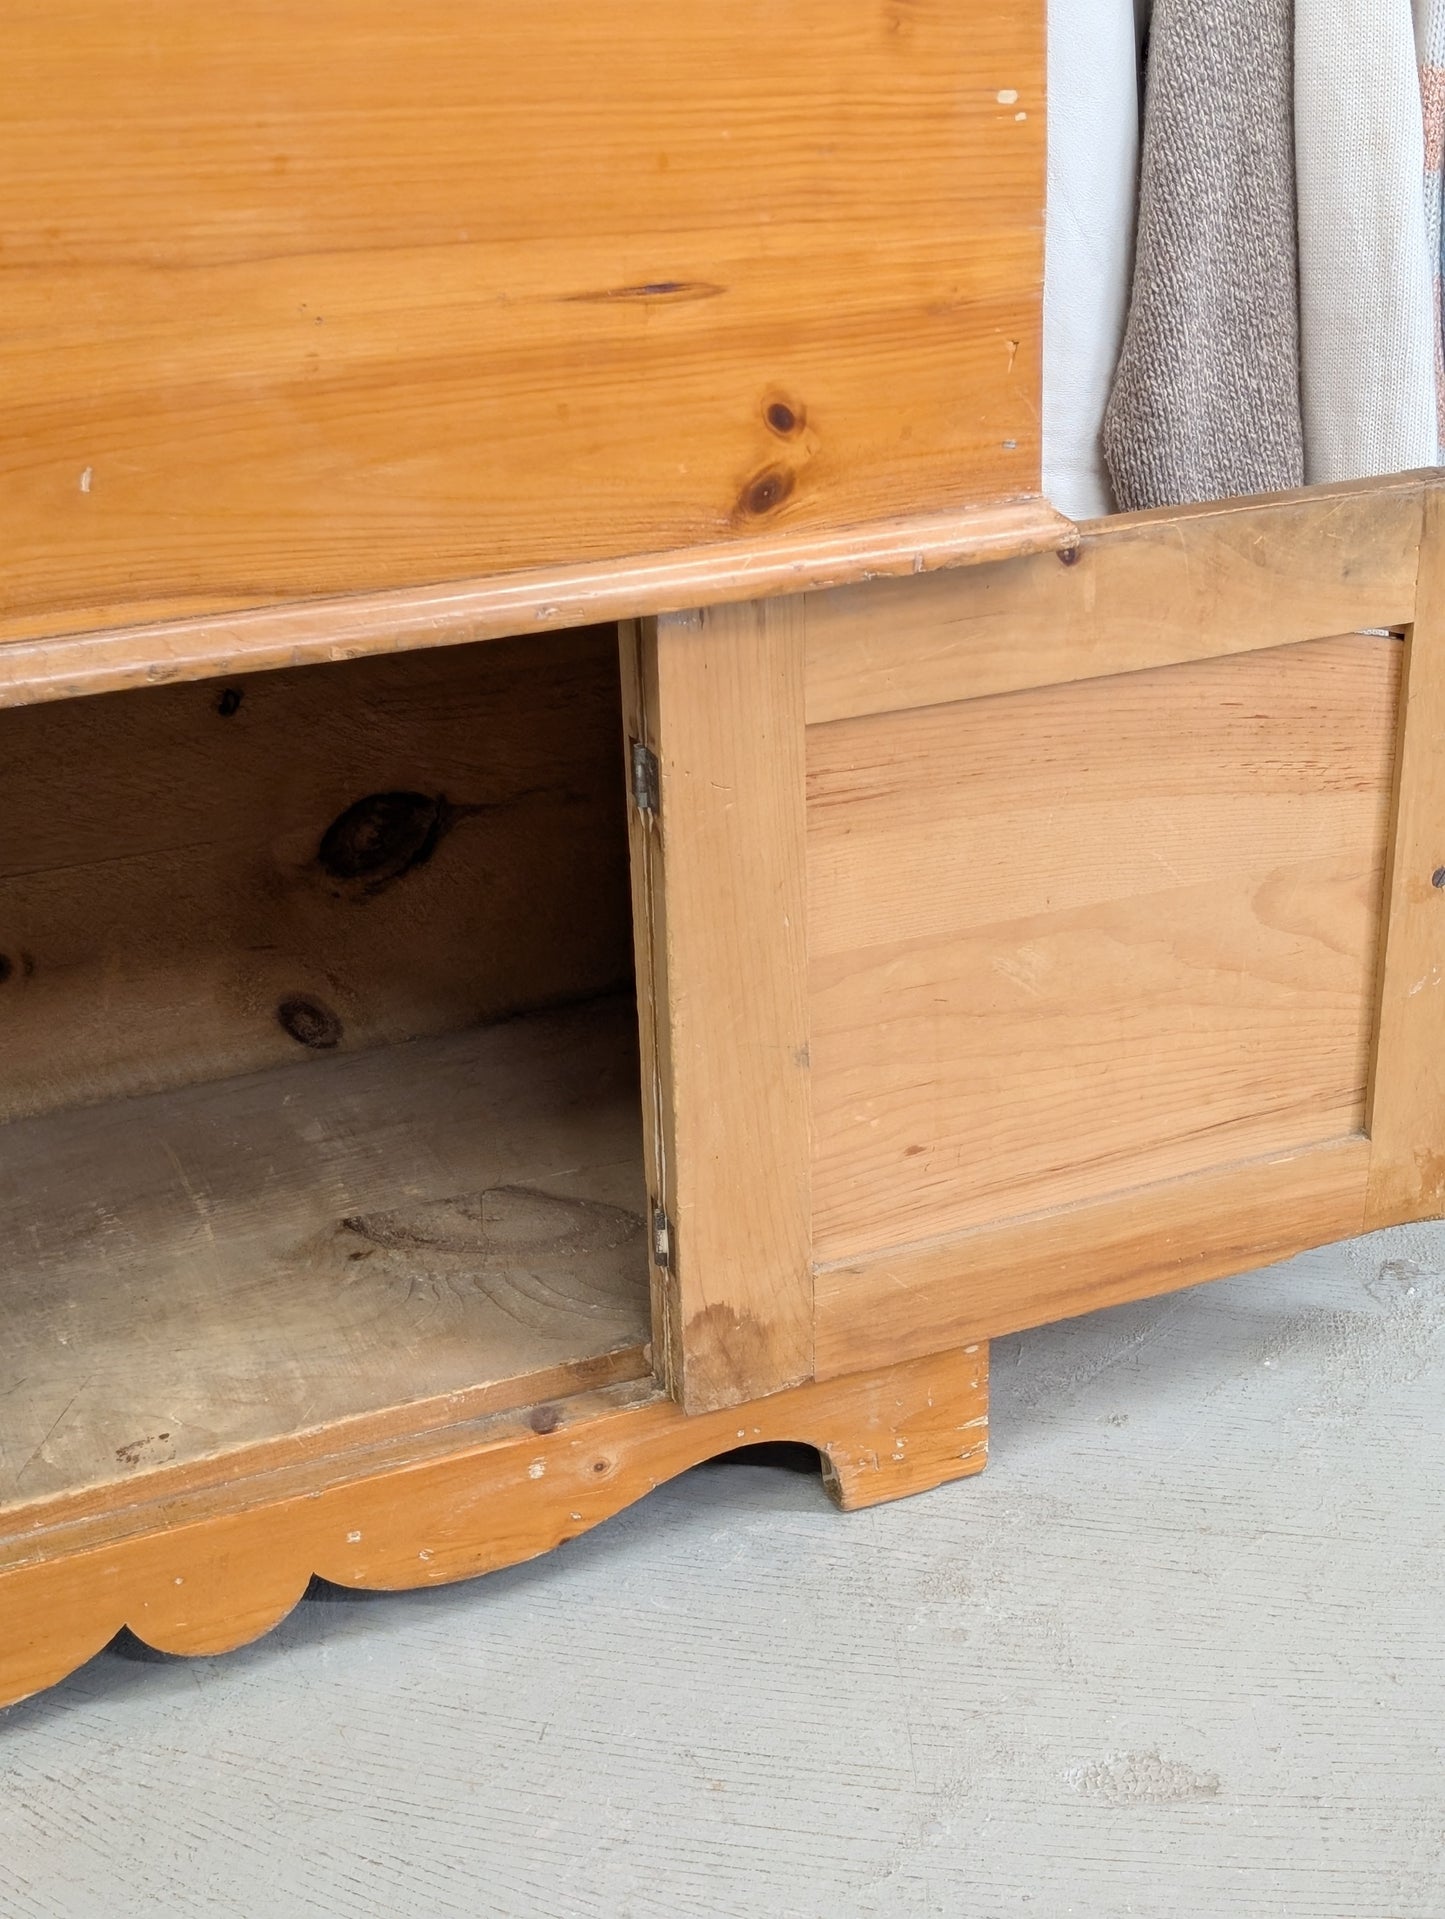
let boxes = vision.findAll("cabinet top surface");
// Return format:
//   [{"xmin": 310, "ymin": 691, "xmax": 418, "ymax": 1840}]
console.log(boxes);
[{"xmin": 1, "ymin": 0, "xmax": 1045, "ymax": 650}]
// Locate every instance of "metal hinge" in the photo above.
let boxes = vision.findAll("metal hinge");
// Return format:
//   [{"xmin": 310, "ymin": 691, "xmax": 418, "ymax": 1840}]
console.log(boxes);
[
  {"xmin": 651, "ymin": 1204, "xmax": 674, "ymax": 1270},
  {"xmin": 630, "ymin": 739, "xmax": 660, "ymax": 815}
]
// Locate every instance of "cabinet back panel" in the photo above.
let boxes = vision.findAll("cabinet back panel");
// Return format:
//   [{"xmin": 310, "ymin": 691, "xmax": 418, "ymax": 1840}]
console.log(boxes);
[{"xmin": 0, "ymin": 626, "xmax": 633, "ymax": 1121}]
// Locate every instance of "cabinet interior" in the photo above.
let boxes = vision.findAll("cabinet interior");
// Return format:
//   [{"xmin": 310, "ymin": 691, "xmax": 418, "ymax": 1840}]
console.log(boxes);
[{"xmin": 0, "ymin": 624, "xmax": 652, "ymax": 1523}]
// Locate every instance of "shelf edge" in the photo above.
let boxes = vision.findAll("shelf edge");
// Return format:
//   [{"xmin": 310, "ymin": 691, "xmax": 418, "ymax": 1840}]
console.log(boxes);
[{"xmin": 0, "ymin": 495, "xmax": 1075, "ymax": 708}]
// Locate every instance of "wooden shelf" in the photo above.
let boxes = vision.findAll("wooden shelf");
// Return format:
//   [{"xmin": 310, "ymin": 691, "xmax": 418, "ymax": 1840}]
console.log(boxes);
[{"xmin": 0, "ymin": 997, "xmax": 651, "ymax": 1528}]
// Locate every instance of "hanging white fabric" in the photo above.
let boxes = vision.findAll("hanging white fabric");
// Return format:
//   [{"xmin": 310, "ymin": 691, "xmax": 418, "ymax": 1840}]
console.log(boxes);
[
  {"xmin": 1042, "ymin": 0, "xmax": 1145, "ymax": 520},
  {"xmin": 1296, "ymin": 0, "xmax": 1438, "ymax": 482}
]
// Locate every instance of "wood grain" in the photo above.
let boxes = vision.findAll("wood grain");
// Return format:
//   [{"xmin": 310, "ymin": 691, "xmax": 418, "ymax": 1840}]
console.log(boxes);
[
  {"xmin": 0, "ymin": 625, "xmax": 632, "ymax": 1120},
  {"xmin": 808, "ymin": 635, "xmax": 1401, "ymax": 1263},
  {"xmin": 0, "ymin": 1342, "xmax": 990, "ymax": 1710},
  {"xmin": 1, "ymin": 0, "xmax": 1042, "ymax": 642},
  {"xmin": 804, "ymin": 474, "xmax": 1425, "ymax": 725},
  {"xmin": 1366, "ymin": 481, "xmax": 1445, "ymax": 1227},
  {"xmin": 814, "ymin": 1138, "xmax": 1369, "ymax": 1377},
  {"xmin": 635, "ymin": 603, "xmax": 814, "ymax": 1411},
  {"xmin": 0, "ymin": 498, "xmax": 1074, "ymax": 712},
  {"xmin": 0, "ymin": 999, "xmax": 650, "ymax": 1514}
]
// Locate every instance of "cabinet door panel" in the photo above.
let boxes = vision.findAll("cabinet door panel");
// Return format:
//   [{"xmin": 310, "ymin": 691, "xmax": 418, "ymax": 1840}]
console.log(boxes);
[{"xmin": 809, "ymin": 633, "xmax": 1399, "ymax": 1264}]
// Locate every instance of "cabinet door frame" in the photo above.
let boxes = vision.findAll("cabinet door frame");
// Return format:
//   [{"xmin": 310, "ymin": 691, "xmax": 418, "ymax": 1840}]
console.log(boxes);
[
  {"xmin": 630, "ymin": 473, "xmax": 1444, "ymax": 1408},
  {"xmin": 622, "ymin": 604, "xmax": 814, "ymax": 1414}
]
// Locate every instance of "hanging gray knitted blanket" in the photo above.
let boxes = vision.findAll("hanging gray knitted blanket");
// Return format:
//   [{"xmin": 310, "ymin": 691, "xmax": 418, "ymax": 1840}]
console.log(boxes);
[{"xmin": 1103, "ymin": 0, "xmax": 1304, "ymax": 510}]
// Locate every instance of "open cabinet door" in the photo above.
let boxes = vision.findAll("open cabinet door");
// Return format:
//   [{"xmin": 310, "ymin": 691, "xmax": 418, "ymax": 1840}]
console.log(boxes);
[{"xmin": 628, "ymin": 472, "xmax": 1445, "ymax": 1410}]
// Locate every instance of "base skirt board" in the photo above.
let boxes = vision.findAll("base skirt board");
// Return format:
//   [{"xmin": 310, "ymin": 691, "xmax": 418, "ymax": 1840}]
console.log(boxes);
[
  {"xmin": 813, "ymin": 1137, "xmax": 1371, "ymax": 1379},
  {"xmin": 0, "ymin": 1343, "xmax": 989, "ymax": 1711}
]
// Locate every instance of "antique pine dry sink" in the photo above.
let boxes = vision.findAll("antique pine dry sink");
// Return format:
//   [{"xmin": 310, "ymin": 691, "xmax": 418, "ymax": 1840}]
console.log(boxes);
[{"xmin": 2, "ymin": 4, "xmax": 1442, "ymax": 1706}]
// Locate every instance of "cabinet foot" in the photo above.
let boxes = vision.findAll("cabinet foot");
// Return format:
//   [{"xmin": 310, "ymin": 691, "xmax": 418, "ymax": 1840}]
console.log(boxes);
[
  {"xmin": 813, "ymin": 1342, "xmax": 989, "ymax": 1511},
  {"xmin": 0, "ymin": 1342, "xmax": 988, "ymax": 1708}
]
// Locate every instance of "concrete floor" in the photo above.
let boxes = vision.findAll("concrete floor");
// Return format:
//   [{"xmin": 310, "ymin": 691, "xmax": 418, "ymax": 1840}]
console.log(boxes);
[{"xmin": 3, "ymin": 1221, "xmax": 1444, "ymax": 1919}]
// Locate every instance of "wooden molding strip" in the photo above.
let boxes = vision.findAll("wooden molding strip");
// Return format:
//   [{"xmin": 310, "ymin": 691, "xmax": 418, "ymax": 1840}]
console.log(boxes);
[
  {"xmin": 0, "ymin": 1345, "xmax": 988, "ymax": 1710},
  {"xmin": 813, "ymin": 1137, "xmax": 1371, "ymax": 1380},
  {"xmin": 0, "ymin": 497, "xmax": 1073, "ymax": 710},
  {"xmin": 1366, "ymin": 480, "xmax": 1445, "ymax": 1228},
  {"xmin": 805, "ymin": 472, "xmax": 1427, "ymax": 725}
]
